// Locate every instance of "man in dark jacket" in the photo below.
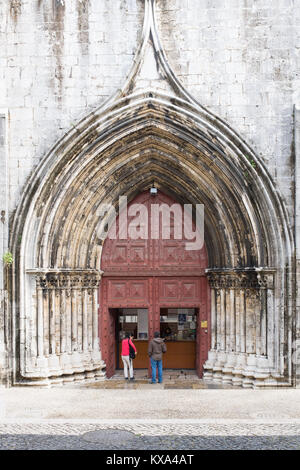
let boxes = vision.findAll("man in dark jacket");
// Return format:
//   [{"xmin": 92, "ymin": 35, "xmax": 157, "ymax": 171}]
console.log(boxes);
[{"xmin": 148, "ymin": 331, "xmax": 167, "ymax": 384}]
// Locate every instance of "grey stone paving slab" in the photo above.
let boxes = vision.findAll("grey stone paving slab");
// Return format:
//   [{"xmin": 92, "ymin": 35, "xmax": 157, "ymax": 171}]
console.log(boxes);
[{"xmin": 2, "ymin": 387, "xmax": 300, "ymax": 421}]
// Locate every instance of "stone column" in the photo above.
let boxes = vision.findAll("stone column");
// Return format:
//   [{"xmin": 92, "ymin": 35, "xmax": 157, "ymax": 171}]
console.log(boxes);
[
  {"xmin": 220, "ymin": 288, "xmax": 226, "ymax": 351},
  {"xmin": 37, "ymin": 280, "xmax": 45, "ymax": 358},
  {"xmin": 210, "ymin": 287, "xmax": 216, "ymax": 350},
  {"xmin": 239, "ymin": 289, "xmax": 246, "ymax": 353},
  {"xmin": 229, "ymin": 286, "xmax": 235, "ymax": 352},
  {"xmin": 93, "ymin": 287, "xmax": 99, "ymax": 351}
]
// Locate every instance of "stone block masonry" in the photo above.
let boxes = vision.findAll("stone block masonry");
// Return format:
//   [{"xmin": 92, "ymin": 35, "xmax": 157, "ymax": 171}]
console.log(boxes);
[{"xmin": 156, "ymin": 0, "xmax": 299, "ymax": 224}]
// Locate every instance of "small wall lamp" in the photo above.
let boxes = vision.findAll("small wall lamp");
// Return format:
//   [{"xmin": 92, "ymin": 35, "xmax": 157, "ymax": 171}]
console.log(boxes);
[{"xmin": 150, "ymin": 182, "xmax": 157, "ymax": 196}]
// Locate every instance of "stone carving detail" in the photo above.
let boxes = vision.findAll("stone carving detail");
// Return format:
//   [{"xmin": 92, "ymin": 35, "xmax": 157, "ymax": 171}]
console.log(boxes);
[
  {"xmin": 36, "ymin": 271, "xmax": 101, "ymax": 290},
  {"xmin": 206, "ymin": 270, "xmax": 274, "ymax": 290},
  {"xmin": 257, "ymin": 272, "xmax": 275, "ymax": 289}
]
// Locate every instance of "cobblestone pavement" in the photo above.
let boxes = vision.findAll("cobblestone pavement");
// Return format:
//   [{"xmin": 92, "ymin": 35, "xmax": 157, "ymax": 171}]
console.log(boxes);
[{"xmin": 0, "ymin": 422, "xmax": 300, "ymax": 449}]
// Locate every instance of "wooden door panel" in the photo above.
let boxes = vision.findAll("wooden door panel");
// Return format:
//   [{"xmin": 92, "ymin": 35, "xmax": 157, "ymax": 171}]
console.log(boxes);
[
  {"xmin": 118, "ymin": 340, "xmax": 149, "ymax": 369},
  {"xmin": 106, "ymin": 279, "xmax": 149, "ymax": 306},
  {"xmin": 163, "ymin": 341, "xmax": 196, "ymax": 369}
]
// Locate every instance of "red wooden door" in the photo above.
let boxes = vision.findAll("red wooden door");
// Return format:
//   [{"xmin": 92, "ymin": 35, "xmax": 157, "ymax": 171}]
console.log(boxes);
[{"xmin": 99, "ymin": 191, "xmax": 209, "ymax": 378}]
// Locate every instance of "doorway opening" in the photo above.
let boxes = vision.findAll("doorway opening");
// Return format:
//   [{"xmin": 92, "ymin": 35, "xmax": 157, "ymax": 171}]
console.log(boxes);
[
  {"xmin": 160, "ymin": 308, "xmax": 198, "ymax": 369},
  {"xmin": 111, "ymin": 306, "xmax": 198, "ymax": 372},
  {"xmin": 113, "ymin": 308, "xmax": 149, "ymax": 369}
]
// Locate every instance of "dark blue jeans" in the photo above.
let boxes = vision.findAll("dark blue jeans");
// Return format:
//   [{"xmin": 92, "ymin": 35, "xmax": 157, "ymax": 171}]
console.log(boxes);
[{"xmin": 150, "ymin": 358, "xmax": 163, "ymax": 383}]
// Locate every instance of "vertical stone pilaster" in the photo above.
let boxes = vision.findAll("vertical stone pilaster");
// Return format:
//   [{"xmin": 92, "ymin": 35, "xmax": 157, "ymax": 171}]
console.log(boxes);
[
  {"xmin": 92, "ymin": 287, "xmax": 99, "ymax": 351},
  {"xmin": 43, "ymin": 286, "xmax": 50, "ymax": 357},
  {"xmin": 229, "ymin": 288, "xmax": 235, "ymax": 352},
  {"xmin": 216, "ymin": 288, "xmax": 221, "ymax": 350},
  {"xmin": 87, "ymin": 288, "xmax": 93, "ymax": 352},
  {"xmin": 210, "ymin": 288, "xmax": 216, "ymax": 350},
  {"xmin": 220, "ymin": 288, "xmax": 226, "ymax": 351},
  {"xmin": 260, "ymin": 289, "xmax": 267, "ymax": 356},
  {"xmin": 245, "ymin": 289, "xmax": 256, "ymax": 354},
  {"xmin": 235, "ymin": 289, "xmax": 241, "ymax": 353},
  {"xmin": 240, "ymin": 289, "xmax": 246, "ymax": 353},
  {"xmin": 77, "ymin": 289, "xmax": 83, "ymax": 352},
  {"xmin": 37, "ymin": 282, "xmax": 44, "ymax": 358},
  {"xmin": 71, "ymin": 288, "xmax": 78, "ymax": 352},
  {"xmin": 54, "ymin": 288, "xmax": 60, "ymax": 355},
  {"xmin": 49, "ymin": 289, "xmax": 56, "ymax": 355},
  {"xmin": 60, "ymin": 289, "xmax": 66, "ymax": 354},
  {"xmin": 225, "ymin": 288, "xmax": 230, "ymax": 351},
  {"xmin": 82, "ymin": 288, "xmax": 88, "ymax": 353}
]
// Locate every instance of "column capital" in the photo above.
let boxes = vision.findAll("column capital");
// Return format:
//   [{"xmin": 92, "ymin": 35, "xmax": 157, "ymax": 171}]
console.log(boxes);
[
  {"xmin": 26, "ymin": 269, "xmax": 103, "ymax": 289},
  {"xmin": 205, "ymin": 268, "xmax": 275, "ymax": 290}
]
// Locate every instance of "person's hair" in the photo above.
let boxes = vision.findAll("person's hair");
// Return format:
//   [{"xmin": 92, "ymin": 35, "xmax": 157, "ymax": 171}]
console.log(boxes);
[
  {"xmin": 125, "ymin": 332, "xmax": 131, "ymax": 339},
  {"xmin": 154, "ymin": 331, "xmax": 160, "ymax": 338}
]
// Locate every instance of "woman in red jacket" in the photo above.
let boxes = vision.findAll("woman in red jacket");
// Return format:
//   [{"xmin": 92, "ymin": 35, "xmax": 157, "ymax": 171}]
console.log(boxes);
[{"xmin": 121, "ymin": 332, "xmax": 137, "ymax": 381}]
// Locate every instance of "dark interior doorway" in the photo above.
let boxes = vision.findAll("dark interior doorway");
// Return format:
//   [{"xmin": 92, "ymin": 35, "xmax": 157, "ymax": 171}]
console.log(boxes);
[{"xmin": 160, "ymin": 308, "xmax": 198, "ymax": 369}]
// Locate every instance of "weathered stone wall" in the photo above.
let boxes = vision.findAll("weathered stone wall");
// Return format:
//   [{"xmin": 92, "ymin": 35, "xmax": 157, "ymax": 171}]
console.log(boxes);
[
  {"xmin": 156, "ymin": 0, "xmax": 299, "ymax": 223},
  {"xmin": 0, "ymin": 0, "xmax": 144, "ymax": 211}
]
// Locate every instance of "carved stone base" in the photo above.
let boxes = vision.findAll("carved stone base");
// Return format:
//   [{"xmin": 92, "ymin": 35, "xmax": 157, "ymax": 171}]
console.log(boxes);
[
  {"xmin": 16, "ymin": 367, "xmax": 106, "ymax": 387},
  {"xmin": 203, "ymin": 350, "xmax": 289, "ymax": 388}
]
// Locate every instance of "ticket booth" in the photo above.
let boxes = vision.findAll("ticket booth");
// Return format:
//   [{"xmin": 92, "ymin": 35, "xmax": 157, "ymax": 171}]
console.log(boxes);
[{"xmin": 160, "ymin": 308, "xmax": 197, "ymax": 369}]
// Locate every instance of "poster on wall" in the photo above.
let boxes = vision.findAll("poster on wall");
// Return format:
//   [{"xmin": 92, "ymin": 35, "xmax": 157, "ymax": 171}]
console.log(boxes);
[{"xmin": 137, "ymin": 309, "xmax": 148, "ymax": 339}]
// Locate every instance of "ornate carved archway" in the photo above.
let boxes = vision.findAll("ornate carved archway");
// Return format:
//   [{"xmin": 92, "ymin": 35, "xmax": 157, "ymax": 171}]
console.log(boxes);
[{"xmin": 9, "ymin": 0, "xmax": 294, "ymax": 387}]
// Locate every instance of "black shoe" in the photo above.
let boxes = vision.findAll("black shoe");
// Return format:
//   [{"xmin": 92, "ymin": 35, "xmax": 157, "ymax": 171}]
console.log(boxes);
[
  {"xmin": 125, "ymin": 377, "xmax": 128, "ymax": 380},
  {"xmin": 130, "ymin": 377, "xmax": 135, "ymax": 381}
]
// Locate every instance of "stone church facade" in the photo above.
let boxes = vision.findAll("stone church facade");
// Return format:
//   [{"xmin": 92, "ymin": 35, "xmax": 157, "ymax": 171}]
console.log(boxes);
[{"xmin": 0, "ymin": 0, "xmax": 299, "ymax": 387}]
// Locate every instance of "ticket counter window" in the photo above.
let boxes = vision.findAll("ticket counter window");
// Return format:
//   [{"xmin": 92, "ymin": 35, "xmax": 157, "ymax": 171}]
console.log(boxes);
[{"xmin": 160, "ymin": 308, "xmax": 197, "ymax": 369}]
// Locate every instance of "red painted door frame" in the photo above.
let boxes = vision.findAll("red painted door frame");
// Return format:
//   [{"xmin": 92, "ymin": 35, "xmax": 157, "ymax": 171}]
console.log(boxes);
[{"xmin": 99, "ymin": 275, "xmax": 210, "ymax": 378}]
